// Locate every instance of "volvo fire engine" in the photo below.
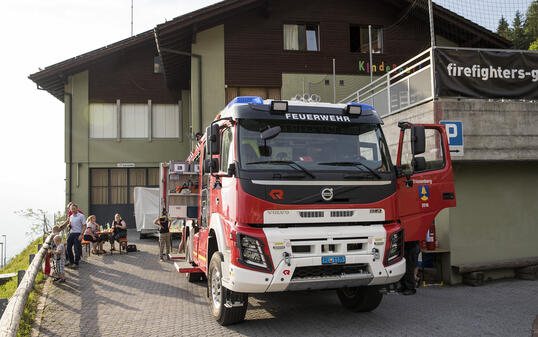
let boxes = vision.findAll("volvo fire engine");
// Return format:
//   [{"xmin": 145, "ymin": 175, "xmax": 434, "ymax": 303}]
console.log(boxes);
[{"xmin": 178, "ymin": 96, "xmax": 456, "ymax": 325}]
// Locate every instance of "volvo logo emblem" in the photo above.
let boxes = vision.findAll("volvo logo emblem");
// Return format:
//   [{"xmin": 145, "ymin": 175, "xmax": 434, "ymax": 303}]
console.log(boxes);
[{"xmin": 321, "ymin": 188, "xmax": 334, "ymax": 201}]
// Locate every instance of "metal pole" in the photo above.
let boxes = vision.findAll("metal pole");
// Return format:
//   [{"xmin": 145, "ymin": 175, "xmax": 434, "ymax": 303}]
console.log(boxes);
[
  {"xmin": 2, "ymin": 235, "xmax": 6, "ymax": 267},
  {"xmin": 332, "ymin": 58, "xmax": 336, "ymax": 103},
  {"xmin": 0, "ymin": 243, "xmax": 3, "ymax": 269},
  {"xmin": 369, "ymin": 25, "xmax": 373, "ymax": 83},
  {"xmin": 131, "ymin": 0, "xmax": 134, "ymax": 37},
  {"xmin": 428, "ymin": 0, "xmax": 435, "ymax": 47}
]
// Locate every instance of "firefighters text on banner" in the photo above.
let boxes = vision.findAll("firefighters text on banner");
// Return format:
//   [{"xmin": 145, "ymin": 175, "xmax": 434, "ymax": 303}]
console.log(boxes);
[{"xmin": 434, "ymin": 48, "xmax": 538, "ymax": 100}]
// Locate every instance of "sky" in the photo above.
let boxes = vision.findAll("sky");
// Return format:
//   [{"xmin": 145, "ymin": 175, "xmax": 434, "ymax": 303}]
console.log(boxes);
[
  {"xmin": 0, "ymin": 0, "xmax": 531, "ymax": 262},
  {"xmin": 0, "ymin": 0, "xmax": 220, "ymax": 262}
]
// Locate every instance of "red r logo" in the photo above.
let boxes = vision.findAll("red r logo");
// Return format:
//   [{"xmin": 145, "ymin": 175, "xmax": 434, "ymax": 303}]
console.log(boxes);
[
  {"xmin": 269, "ymin": 189, "xmax": 284, "ymax": 200},
  {"xmin": 283, "ymin": 270, "xmax": 290, "ymax": 275}
]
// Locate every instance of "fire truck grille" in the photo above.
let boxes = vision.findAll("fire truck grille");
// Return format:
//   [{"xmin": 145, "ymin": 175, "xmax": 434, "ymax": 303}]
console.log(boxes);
[
  {"xmin": 299, "ymin": 211, "xmax": 324, "ymax": 218},
  {"xmin": 292, "ymin": 263, "xmax": 369, "ymax": 280},
  {"xmin": 330, "ymin": 210, "xmax": 354, "ymax": 217}
]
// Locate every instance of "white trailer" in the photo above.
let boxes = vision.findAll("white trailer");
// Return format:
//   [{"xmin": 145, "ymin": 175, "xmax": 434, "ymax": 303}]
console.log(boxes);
[{"xmin": 133, "ymin": 187, "xmax": 159, "ymax": 238}]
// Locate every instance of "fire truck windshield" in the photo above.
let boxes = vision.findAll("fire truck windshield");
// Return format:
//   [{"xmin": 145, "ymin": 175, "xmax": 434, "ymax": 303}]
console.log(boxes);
[{"xmin": 238, "ymin": 119, "xmax": 392, "ymax": 177}]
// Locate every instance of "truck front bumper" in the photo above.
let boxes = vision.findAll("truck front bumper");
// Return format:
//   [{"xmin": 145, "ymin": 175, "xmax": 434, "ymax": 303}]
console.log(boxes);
[{"xmin": 222, "ymin": 256, "xmax": 406, "ymax": 293}]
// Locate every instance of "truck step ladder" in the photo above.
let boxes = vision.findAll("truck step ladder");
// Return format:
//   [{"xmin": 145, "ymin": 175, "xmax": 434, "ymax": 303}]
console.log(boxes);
[
  {"xmin": 174, "ymin": 261, "xmax": 202, "ymax": 274},
  {"xmin": 168, "ymin": 253, "xmax": 185, "ymax": 260}
]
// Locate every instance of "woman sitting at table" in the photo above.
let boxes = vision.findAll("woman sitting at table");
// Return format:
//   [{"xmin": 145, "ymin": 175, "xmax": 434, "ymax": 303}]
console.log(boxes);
[
  {"xmin": 84, "ymin": 215, "xmax": 104, "ymax": 254},
  {"xmin": 109, "ymin": 213, "xmax": 127, "ymax": 251}
]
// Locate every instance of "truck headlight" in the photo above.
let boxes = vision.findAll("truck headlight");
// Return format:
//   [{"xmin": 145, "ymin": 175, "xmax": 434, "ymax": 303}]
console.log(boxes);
[
  {"xmin": 385, "ymin": 229, "xmax": 404, "ymax": 266},
  {"xmin": 237, "ymin": 233, "xmax": 270, "ymax": 271}
]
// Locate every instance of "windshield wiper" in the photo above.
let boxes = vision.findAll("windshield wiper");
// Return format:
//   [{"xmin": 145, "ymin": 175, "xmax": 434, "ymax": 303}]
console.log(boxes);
[
  {"xmin": 318, "ymin": 161, "xmax": 382, "ymax": 179},
  {"xmin": 245, "ymin": 160, "xmax": 315, "ymax": 178}
]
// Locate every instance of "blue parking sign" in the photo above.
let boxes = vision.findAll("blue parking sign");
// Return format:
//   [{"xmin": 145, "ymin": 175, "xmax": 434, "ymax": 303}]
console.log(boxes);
[{"xmin": 440, "ymin": 121, "xmax": 464, "ymax": 156}]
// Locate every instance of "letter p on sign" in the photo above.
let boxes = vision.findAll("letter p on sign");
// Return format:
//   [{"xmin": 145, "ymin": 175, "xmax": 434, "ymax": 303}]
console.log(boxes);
[{"xmin": 440, "ymin": 121, "xmax": 464, "ymax": 156}]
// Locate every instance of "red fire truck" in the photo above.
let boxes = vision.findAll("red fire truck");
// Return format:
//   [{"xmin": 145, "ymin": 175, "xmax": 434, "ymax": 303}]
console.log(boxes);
[{"xmin": 179, "ymin": 97, "xmax": 456, "ymax": 325}]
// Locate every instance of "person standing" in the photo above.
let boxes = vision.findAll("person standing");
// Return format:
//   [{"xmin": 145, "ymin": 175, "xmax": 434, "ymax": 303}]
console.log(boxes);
[
  {"xmin": 154, "ymin": 210, "xmax": 171, "ymax": 261},
  {"xmin": 52, "ymin": 235, "xmax": 66, "ymax": 282},
  {"xmin": 64, "ymin": 203, "xmax": 86, "ymax": 267}
]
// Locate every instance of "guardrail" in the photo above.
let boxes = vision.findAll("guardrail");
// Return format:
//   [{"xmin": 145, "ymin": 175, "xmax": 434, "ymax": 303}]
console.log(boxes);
[
  {"xmin": 339, "ymin": 48, "xmax": 434, "ymax": 117},
  {"xmin": 0, "ymin": 233, "xmax": 53, "ymax": 337}
]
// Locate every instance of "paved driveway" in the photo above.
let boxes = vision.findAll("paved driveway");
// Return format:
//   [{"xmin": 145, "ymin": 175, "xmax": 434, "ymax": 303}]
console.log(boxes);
[{"xmin": 34, "ymin": 231, "xmax": 537, "ymax": 337}]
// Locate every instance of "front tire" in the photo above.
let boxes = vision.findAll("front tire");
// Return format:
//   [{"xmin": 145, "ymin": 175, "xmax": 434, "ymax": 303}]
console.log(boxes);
[
  {"xmin": 208, "ymin": 252, "xmax": 248, "ymax": 325},
  {"xmin": 336, "ymin": 286, "xmax": 382, "ymax": 312}
]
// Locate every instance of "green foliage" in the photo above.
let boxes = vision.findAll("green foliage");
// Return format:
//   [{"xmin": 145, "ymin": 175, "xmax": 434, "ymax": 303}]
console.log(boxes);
[
  {"xmin": 0, "ymin": 237, "xmax": 46, "ymax": 336},
  {"xmin": 0, "ymin": 237, "xmax": 43, "ymax": 299},
  {"xmin": 17, "ymin": 272, "xmax": 46, "ymax": 337},
  {"xmin": 496, "ymin": 2, "xmax": 538, "ymax": 50},
  {"xmin": 497, "ymin": 16, "xmax": 511, "ymax": 40},
  {"xmin": 530, "ymin": 38, "xmax": 538, "ymax": 50},
  {"xmin": 524, "ymin": 1, "xmax": 538, "ymax": 42},
  {"xmin": 14, "ymin": 209, "xmax": 49, "ymax": 239},
  {"xmin": 511, "ymin": 11, "xmax": 529, "ymax": 49}
]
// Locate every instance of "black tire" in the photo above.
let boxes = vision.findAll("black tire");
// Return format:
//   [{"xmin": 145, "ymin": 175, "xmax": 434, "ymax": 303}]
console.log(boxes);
[
  {"xmin": 139, "ymin": 232, "xmax": 146, "ymax": 240},
  {"xmin": 185, "ymin": 237, "xmax": 202, "ymax": 282},
  {"xmin": 336, "ymin": 286, "xmax": 383, "ymax": 312},
  {"xmin": 208, "ymin": 252, "xmax": 248, "ymax": 325}
]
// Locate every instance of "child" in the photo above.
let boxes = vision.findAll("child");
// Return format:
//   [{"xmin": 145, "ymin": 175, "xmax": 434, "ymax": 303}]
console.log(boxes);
[
  {"xmin": 44, "ymin": 226, "xmax": 61, "ymax": 277},
  {"xmin": 52, "ymin": 235, "xmax": 66, "ymax": 282}
]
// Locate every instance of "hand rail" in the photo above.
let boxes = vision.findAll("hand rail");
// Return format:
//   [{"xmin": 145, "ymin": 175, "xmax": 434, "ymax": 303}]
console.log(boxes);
[
  {"xmin": 339, "ymin": 47, "xmax": 433, "ymax": 105},
  {"xmin": 0, "ymin": 233, "xmax": 54, "ymax": 337}
]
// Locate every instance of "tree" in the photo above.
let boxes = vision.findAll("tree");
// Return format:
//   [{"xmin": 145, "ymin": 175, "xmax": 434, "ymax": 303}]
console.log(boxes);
[
  {"xmin": 524, "ymin": 1, "xmax": 538, "ymax": 43},
  {"xmin": 15, "ymin": 208, "xmax": 50, "ymax": 239},
  {"xmin": 497, "ymin": 16, "xmax": 511, "ymax": 41},
  {"xmin": 511, "ymin": 11, "xmax": 529, "ymax": 49}
]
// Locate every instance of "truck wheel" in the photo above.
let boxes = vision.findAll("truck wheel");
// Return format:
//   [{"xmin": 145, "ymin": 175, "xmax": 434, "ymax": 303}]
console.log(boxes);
[
  {"xmin": 208, "ymin": 252, "xmax": 248, "ymax": 325},
  {"xmin": 336, "ymin": 286, "xmax": 382, "ymax": 312},
  {"xmin": 185, "ymin": 238, "xmax": 202, "ymax": 282}
]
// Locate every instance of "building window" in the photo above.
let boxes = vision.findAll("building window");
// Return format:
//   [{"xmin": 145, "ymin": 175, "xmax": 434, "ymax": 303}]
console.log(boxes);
[
  {"xmin": 90, "ymin": 167, "xmax": 159, "ymax": 206},
  {"xmin": 153, "ymin": 104, "xmax": 180, "ymax": 138},
  {"xmin": 121, "ymin": 104, "xmax": 148, "ymax": 138},
  {"xmin": 90, "ymin": 169, "xmax": 109, "ymax": 204},
  {"xmin": 283, "ymin": 24, "xmax": 319, "ymax": 51},
  {"xmin": 350, "ymin": 26, "xmax": 383, "ymax": 53},
  {"xmin": 89, "ymin": 103, "xmax": 117, "ymax": 138}
]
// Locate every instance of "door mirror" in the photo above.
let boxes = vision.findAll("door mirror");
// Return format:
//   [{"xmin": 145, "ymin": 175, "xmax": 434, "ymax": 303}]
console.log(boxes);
[
  {"xmin": 411, "ymin": 125, "xmax": 425, "ymax": 155},
  {"xmin": 260, "ymin": 126, "xmax": 281, "ymax": 140},
  {"xmin": 412, "ymin": 156, "xmax": 427, "ymax": 172},
  {"xmin": 206, "ymin": 124, "xmax": 221, "ymax": 155}
]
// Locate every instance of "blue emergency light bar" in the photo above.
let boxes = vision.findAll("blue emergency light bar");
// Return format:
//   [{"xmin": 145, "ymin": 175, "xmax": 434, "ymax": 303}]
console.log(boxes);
[{"xmin": 225, "ymin": 96, "xmax": 264, "ymax": 109}]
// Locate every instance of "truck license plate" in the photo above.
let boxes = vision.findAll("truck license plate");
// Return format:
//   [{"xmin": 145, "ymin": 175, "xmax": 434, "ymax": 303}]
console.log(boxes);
[{"xmin": 322, "ymin": 256, "xmax": 346, "ymax": 264}]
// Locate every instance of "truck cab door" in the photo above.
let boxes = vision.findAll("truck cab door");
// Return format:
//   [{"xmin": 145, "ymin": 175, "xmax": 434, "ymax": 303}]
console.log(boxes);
[{"xmin": 396, "ymin": 123, "xmax": 456, "ymax": 242}]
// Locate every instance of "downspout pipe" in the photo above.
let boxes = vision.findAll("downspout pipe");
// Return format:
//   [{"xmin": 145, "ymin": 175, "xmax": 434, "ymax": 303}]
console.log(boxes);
[
  {"xmin": 64, "ymin": 92, "xmax": 73, "ymax": 203},
  {"xmin": 154, "ymin": 29, "xmax": 203, "ymax": 135}
]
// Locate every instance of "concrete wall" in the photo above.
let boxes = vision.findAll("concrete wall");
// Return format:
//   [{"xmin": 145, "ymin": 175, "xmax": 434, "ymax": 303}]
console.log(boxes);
[
  {"xmin": 191, "ymin": 25, "xmax": 226, "ymax": 134},
  {"xmin": 438, "ymin": 100, "xmax": 538, "ymax": 161},
  {"xmin": 282, "ymin": 73, "xmax": 379, "ymax": 103},
  {"xmin": 448, "ymin": 161, "xmax": 538, "ymax": 283},
  {"xmin": 64, "ymin": 72, "xmax": 192, "ymax": 213}
]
